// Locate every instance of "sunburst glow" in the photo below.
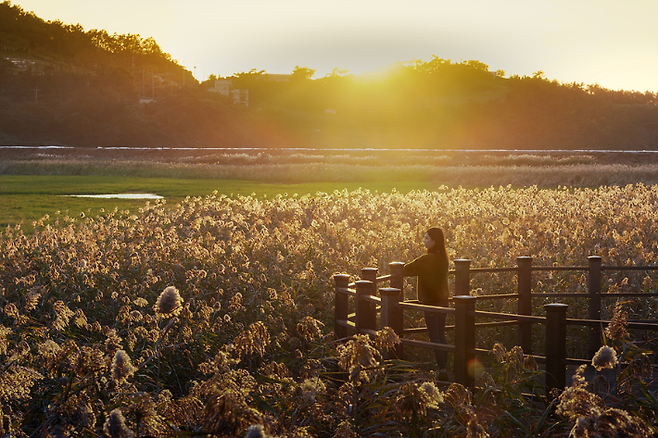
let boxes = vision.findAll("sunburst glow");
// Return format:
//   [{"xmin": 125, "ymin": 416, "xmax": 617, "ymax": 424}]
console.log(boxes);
[{"xmin": 12, "ymin": 0, "xmax": 658, "ymax": 92}]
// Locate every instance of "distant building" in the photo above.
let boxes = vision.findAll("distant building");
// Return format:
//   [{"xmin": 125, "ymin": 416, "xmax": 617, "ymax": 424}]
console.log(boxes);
[
  {"xmin": 5, "ymin": 56, "xmax": 82, "ymax": 75},
  {"xmin": 7, "ymin": 57, "xmax": 38, "ymax": 73},
  {"xmin": 210, "ymin": 79, "xmax": 249, "ymax": 106},
  {"xmin": 212, "ymin": 79, "xmax": 231, "ymax": 96},
  {"xmin": 231, "ymin": 88, "xmax": 249, "ymax": 106},
  {"xmin": 261, "ymin": 73, "xmax": 292, "ymax": 82}
]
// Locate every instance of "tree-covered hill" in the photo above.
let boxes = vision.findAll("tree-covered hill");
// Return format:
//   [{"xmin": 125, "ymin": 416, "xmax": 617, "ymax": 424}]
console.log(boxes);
[
  {"xmin": 1, "ymin": 0, "xmax": 657, "ymax": 150},
  {"xmin": 0, "ymin": 1, "xmax": 277, "ymax": 148}
]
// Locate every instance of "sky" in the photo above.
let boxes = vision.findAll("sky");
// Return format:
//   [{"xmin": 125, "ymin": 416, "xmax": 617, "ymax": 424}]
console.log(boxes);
[{"xmin": 12, "ymin": 0, "xmax": 658, "ymax": 92}]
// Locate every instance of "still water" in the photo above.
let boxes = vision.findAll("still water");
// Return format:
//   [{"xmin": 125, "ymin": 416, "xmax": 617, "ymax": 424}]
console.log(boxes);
[{"xmin": 65, "ymin": 194, "xmax": 164, "ymax": 199}]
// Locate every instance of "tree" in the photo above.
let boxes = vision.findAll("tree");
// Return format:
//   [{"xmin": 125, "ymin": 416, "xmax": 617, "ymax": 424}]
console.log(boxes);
[
  {"xmin": 324, "ymin": 68, "xmax": 350, "ymax": 78},
  {"xmin": 291, "ymin": 66, "xmax": 315, "ymax": 81},
  {"xmin": 463, "ymin": 59, "xmax": 490, "ymax": 72},
  {"xmin": 201, "ymin": 74, "xmax": 218, "ymax": 89}
]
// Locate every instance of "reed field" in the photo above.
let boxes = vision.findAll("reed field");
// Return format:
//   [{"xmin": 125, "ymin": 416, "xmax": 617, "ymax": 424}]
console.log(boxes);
[{"xmin": 1, "ymin": 152, "xmax": 657, "ymax": 436}]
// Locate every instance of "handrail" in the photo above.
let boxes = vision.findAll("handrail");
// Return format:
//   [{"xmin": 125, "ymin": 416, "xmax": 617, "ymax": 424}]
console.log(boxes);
[
  {"xmin": 471, "ymin": 310, "xmax": 547, "ymax": 324},
  {"xmin": 468, "ymin": 267, "xmax": 519, "ymax": 273},
  {"xmin": 335, "ymin": 287, "xmax": 356, "ymax": 296},
  {"xmin": 602, "ymin": 265, "xmax": 658, "ymax": 271},
  {"xmin": 530, "ymin": 293, "xmax": 587, "ymax": 298},
  {"xmin": 401, "ymin": 338, "xmax": 456, "ymax": 353},
  {"xmin": 566, "ymin": 317, "xmax": 658, "ymax": 331},
  {"xmin": 472, "ymin": 293, "xmax": 518, "ymax": 300},
  {"xmin": 361, "ymin": 294, "xmax": 381, "ymax": 304},
  {"xmin": 533, "ymin": 266, "xmax": 588, "ymax": 271},
  {"xmin": 530, "ymin": 292, "xmax": 658, "ymax": 298},
  {"xmin": 397, "ymin": 301, "xmax": 456, "ymax": 315},
  {"xmin": 466, "ymin": 264, "xmax": 658, "ymax": 272},
  {"xmin": 598, "ymin": 292, "xmax": 658, "ymax": 298},
  {"xmin": 408, "ymin": 320, "xmax": 518, "ymax": 332}
]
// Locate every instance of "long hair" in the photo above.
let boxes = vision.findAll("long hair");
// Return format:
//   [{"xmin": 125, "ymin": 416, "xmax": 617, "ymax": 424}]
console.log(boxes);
[{"xmin": 426, "ymin": 227, "xmax": 449, "ymax": 264}]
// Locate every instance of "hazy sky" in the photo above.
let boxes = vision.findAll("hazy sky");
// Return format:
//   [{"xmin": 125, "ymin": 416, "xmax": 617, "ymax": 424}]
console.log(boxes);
[{"xmin": 13, "ymin": 0, "xmax": 658, "ymax": 92}]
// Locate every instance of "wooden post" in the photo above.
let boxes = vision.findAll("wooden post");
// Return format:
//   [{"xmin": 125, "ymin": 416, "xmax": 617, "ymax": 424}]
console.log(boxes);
[
  {"xmin": 454, "ymin": 259, "xmax": 472, "ymax": 297},
  {"xmin": 389, "ymin": 262, "xmax": 405, "ymax": 293},
  {"xmin": 361, "ymin": 268, "xmax": 379, "ymax": 333},
  {"xmin": 361, "ymin": 267, "xmax": 378, "ymax": 284},
  {"xmin": 545, "ymin": 303, "xmax": 568, "ymax": 395},
  {"xmin": 588, "ymin": 256, "xmax": 602, "ymax": 359},
  {"xmin": 517, "ymin": 256, "xmax": 533, "ymax": 354},
  {"xmin": 380, "ymin": 287, "xmax": 404, "ymax": 359},
  {"xmin": 454, "ymin": 295, "xmax": 476, "ymax": 388},
  {"xmin": 355, "ymin": 280, "xmax": 376, "ymax": 335},
  {"xmin": 334, "ymin": 274, "xmax": 351, "ymax": 339}
]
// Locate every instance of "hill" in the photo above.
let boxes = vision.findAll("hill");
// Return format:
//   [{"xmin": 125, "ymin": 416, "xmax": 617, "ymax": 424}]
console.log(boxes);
[{"xmin": 1, "ymin": 1, "xmax": 658, "ymax": 150}]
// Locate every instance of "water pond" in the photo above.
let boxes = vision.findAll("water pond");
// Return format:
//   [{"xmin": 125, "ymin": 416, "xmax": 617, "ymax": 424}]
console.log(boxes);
[{"xmin": 64, "ymin": 193, "xmax": 164, "ymax": 199}]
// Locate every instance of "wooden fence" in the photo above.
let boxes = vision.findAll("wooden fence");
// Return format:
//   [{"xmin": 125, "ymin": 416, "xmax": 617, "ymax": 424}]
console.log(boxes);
[{"xmin": 333, "ymin": 256, "xmax": 658, "ymax": 395}]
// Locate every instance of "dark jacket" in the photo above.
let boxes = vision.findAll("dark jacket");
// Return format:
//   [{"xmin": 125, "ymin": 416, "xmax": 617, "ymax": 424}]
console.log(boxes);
[{"xmin": 403, "ymin": 252, "xmax": 449, "ymax": 304}]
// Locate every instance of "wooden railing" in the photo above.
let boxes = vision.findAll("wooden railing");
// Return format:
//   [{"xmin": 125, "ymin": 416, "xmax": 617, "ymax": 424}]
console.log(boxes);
[{"xmin": 333, "ymin": 256, "xmax": 658, "ymax": 395}]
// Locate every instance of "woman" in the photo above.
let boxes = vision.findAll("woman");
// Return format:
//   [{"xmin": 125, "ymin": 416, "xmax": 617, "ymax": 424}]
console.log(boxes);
[{"xmin": 403, "ymin": 227, "xmax": 450, "ymax": 380}]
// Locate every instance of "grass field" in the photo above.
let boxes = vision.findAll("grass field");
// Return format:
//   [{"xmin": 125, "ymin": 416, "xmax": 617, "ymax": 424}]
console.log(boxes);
[
  {"xmin": 0, "ymin": 174, "xmax": 437, "ymax": 228},
  {"xmin": 5, "ymin": 148, "xmax": 658, "ymax": 229}
]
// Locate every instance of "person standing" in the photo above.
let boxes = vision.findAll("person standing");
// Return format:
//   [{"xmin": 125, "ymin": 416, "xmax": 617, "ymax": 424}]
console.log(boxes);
[{"xmin": 403, "ymin": 227, "xmax": 451, "ymax": 380}]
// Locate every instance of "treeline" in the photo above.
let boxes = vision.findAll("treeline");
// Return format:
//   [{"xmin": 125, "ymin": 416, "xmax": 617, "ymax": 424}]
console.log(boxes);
[
  {"xmin": 0, "ymin": 1, "xmax": 183, "ymax": 77},
  {"xmin": 226, "ymin": 63, "xmax": 658, "ymax": 150},
  {"xmin": 1, "ymin": 0, "xmax": 658, "ymax": 150}
]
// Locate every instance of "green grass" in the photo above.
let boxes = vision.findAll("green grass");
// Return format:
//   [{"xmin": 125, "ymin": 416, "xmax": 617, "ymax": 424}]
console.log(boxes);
[
  {"xmin": 7, "ymin": 152, "xmax": 658, "ymax": 230},
  {"xmin": 0, "ymin": 175, "xmax": 437, "ymax": 228}
]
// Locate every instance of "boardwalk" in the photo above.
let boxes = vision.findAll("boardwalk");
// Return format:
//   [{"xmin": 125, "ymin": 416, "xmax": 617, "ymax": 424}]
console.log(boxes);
[{"xmin": 335, "ymin": 258, "xmax": 658, "ymax": 396}]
